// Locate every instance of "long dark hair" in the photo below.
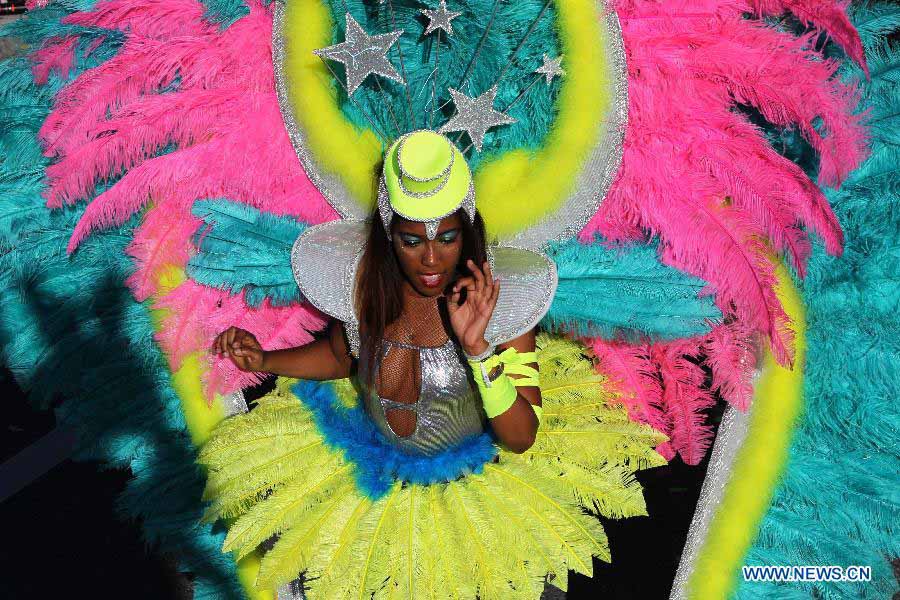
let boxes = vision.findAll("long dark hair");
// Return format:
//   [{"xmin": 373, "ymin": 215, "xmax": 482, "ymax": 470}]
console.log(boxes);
[{"xmin": 355, "ymin": 208, "xmax": 488, "ymax": 385}]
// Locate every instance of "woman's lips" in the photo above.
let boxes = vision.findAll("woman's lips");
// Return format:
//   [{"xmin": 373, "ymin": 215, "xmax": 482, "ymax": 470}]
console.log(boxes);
[{"xmin": 419, "ymin": 273, "xmax": 443, "ymax": 288}]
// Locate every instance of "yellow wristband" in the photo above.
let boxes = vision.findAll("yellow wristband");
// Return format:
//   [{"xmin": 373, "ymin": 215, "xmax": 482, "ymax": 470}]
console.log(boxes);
[{"xmin": 467, "ymin": 357, "xmax": 518, "ymax": 418}]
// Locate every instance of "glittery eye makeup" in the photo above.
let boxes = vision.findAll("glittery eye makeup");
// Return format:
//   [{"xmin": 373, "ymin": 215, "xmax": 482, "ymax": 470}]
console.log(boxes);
[
  {"xmin": 398, "ymin": 233, "xmax": 422, "ymax": 247},
  {"xmin": 437, "ymin": 229, "xmax": 460, "ymax": 244}
]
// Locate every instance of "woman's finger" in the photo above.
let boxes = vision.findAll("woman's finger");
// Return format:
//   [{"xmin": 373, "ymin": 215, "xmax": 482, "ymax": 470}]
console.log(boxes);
[
  {"xmin": 447, "ymin": 290, "xmax": 461, "ymax": 313},
  {"xmin": 453, "ymin": 276, "xmax": 475, "ymax": 292},
  {"xmin": 225, "ymin": 326, "xmax": 237, "ymax": 348},
  {"xmin": 481, "ymin": 262, "xmax": 494, "ymax": 297},
  {"xmin": 468, "ymin": 259, "xmax": 485, "ymax": 293},
  {"xmin": 233, "ymin": 329, "xmax": 249, "ymax": 349}
]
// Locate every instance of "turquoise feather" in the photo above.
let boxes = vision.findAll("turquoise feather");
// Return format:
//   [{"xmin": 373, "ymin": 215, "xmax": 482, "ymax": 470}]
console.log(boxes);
[
  {"xmin": 543, "ymin": 238, "xmax": 721, "ymax": 341},
  {"xmin": 188, "ymin": 199, "xmax": 306, "ymax": 307},
  {"xmin": 323, "ymin": 0, "xmax": 560, "ymax": 168}
]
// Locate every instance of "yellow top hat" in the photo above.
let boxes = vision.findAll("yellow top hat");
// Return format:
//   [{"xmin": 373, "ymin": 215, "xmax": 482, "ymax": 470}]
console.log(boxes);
[{"xmin": 380, "ymin": 130, "xmax": 474, "ymax": 231}]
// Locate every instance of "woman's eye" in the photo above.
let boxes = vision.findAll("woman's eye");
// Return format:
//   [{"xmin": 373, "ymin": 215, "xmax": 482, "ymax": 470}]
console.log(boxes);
[
  {"xmin": 400, "ymin": 235, "xmax": 421, "ymax": 247},
  {"xmin": 438, "ymin": 231, "xmax": 459, "ymax": 244}
]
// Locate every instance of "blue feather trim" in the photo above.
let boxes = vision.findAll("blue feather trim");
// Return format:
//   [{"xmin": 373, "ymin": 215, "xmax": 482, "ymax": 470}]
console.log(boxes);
[{"xmin": 292, "ymin": 379, "xmax": 498, "ymax": 499}]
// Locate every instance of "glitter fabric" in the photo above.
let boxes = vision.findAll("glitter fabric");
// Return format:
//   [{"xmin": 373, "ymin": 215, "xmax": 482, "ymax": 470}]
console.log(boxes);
[
  {"xmin": 437, "ymin": 86, "xmax": 517, "ymax": 152},
  {"xmin": 275, "ymin": 579, "xmax": 304, "ymax": 600},
  {"xmin": 669, "ymin": 404, "xmax": 753, "ymax": 600},
  {"xmin": 359, "ymin": 336, "xmax": 487, "ymax": 456},
  {"xmin": 535, "ymin": 53, "xmax": 565, "ymax": 85},
  {"xmin": 483, "ymin": 245, "xmax": 558, "ymax": 345},
  {"xmin": 670, "ymin": 350, "xmax": 764, "ymax": 600},
  {"xmin": 420, "ymin": 0, "xmax": 462, "ymax": 37},
  {"xmin": 290, "ymin": 220, "xmax": 365, "ymax": 354},
  {"xmin": 375, "ymin": 292, "xmax": 448, "ymax": 438},
  {"xmin": 354, "ymin": 290, "xmax": 487, "ymax": 456},
  {"xmin": 221, "ymin": 390, "xmax": 248, "ymax": 416},
  {"xmin": 273, "ymin": 2, "xmax": 369, "ymax": 221},
  {"xmin": 376, "ymin": 177, "xmax": 476, "ymax": 240}
]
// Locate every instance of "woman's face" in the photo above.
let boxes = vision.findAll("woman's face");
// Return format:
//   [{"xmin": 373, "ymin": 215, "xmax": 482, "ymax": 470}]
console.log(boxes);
[{"xmin": 392, "ymin": 213, "xmax": 463, "ymax": 297}]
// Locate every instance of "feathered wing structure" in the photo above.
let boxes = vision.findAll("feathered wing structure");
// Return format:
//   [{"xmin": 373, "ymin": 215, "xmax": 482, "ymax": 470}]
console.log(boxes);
[
  {"xmin": 734, "ymin": 5, "xmax": 900, "ymax": 597},
  {"xmin": 575, "ymin": 0, "xmax": 869, "ymax": 462},
  {"xmin": 28, "ymin": 0, "xmax": 333, "ymax": 401},
  {"xmin": 13, "ymin": 0, "xmax": 869, "ymax": 463},
  {"xmin": 199, "ymin": 334, "xmax": 667, "ymax": 597}
]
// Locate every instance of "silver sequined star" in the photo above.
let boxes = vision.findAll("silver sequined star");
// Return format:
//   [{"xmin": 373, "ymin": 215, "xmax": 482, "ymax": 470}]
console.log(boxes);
[
  {"xmin": 313, "ymin": 13, "xmax": 404, "ymax": 96},
  {"xmin": 420, "ymin": 0, "xmax": 462, "ymax": 36},
  {"xmin": 438, "ymin": 86, "xmax": 516, "ymax": 152},
  {"xmin": 535, "ymin": 54, "xmax": 564, "ymax": 85}
]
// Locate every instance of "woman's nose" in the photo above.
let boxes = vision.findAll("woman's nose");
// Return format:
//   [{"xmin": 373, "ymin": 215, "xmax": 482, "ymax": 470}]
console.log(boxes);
[{"xmin": 422, "ymin": 242, "xmax": 438, "ymax": 266}]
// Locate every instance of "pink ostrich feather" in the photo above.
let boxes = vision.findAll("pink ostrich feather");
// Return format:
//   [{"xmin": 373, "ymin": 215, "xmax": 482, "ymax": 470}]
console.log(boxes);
[
  {"xmin": 650, "ymin": 340, "xmax": 716, "ymax": 465},
  {"xmin": 30, "ymin": 36, "xmax": 77, "ymax": 85},
  {"xmin": 702, "ymin": 321, "xmax": 760, "ymax": 411},
  {"xmin": 750, "ymin": 0, "xmax": 868, "ymax": 76},
  {"xmin": 586, "ymin": 0, "xmax": 866, "ymax": 364},
  {"xmin": 587, "ymin": 337, "xmax": 668, "ymax": 436},
  {"xmin": 155, "ymin": 281, "xmax": 326, "ymax": 399}
]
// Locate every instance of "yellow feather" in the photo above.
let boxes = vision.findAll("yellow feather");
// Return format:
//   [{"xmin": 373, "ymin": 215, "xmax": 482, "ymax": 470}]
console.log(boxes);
[
  {"xmin": 484, "ymin": 461, "xmax": 608, "ymax": 575},
  {"xmin": 303, "ymin": 494, "xmax": 373, "ymax": 596},
  {"xmin": 225, "ymin": 462, "xmax": 353, "ymax": 560},
  {"xmin": 255, "ymin": 488, "xmax": 359, "ymax": 589}
]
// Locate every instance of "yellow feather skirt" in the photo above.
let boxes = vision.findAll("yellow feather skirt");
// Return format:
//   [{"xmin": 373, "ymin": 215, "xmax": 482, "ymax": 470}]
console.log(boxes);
[{"xmin": 198, "ymin": 334, "xmax": 667, "ymax": 598}]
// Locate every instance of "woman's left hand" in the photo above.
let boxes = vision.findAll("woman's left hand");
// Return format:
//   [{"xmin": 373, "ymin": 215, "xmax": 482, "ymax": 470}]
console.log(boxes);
[{"xmin": 447, "ymin": 259, "xmax": 500, "ymax": 356}]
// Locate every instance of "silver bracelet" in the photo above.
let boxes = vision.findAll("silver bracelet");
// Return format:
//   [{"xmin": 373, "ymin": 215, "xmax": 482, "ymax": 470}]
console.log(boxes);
[{"xmin": 464, "ymin": 344, "xmax": 496, "ymax": 362}]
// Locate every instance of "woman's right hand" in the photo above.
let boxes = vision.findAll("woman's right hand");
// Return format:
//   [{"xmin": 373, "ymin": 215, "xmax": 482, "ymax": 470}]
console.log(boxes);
[{"xmin": 213, "ymin": 327, "xmax": 266, "ymax": 372}]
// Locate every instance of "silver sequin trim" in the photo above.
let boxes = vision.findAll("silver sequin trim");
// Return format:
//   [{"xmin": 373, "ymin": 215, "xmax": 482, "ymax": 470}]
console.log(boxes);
[
  {"xmin": 273, "ymin": 2, "xmax": 370, "ymax": 220},
  {"xmin": 376, "ymin": 177, "xmax": 476, "ymax": 239},
  {"xmin": 276, "ymin": 579, "xmax": 306, "ymax": 600},
  {"xmin": 670, "ymin": 404, "xmax": 754, "ymax": 599},
  {"xmin": 671, "ymin": 344, "xmax": 765, "ymax": 599},
  {"xmin": 221, "ymin": 390, "xmax": 248, "ymax": 416},
  {"xmin": 273, "ymin": 0, "xmax": 628, "ymax": 248}
]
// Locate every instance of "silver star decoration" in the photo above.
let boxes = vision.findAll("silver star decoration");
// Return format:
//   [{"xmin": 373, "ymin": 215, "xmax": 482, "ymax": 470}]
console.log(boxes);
[
  {"xmin": 535, "ymin": 54, "xmax": 564, "ymax": 85},
  {"xmin": 420, "ymin": 0, "xmax": 462, "ymax": 36},
  {"xmin": 313, "ymin": 13, "xmax": 404, "ymax": 96},
  {"xmin": 438, "ymin": 86, "xmax": 516, "ymax": 152}
]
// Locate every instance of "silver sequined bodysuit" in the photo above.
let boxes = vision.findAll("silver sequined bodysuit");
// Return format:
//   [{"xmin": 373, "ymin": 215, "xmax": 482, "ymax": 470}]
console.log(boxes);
[{"xmin": 356, "ymin": 293, "xmax": 487, "ymax": 456}]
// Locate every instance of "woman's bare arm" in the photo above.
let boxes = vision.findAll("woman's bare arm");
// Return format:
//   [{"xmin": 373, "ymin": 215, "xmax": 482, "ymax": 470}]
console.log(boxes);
[
  {"xmin": 213, "ymin": 320, "xmax": 354, "ymax": 380},
  {"xmin": 488, "ymin": 329, "xmax": 540, "ymax": 454}
]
